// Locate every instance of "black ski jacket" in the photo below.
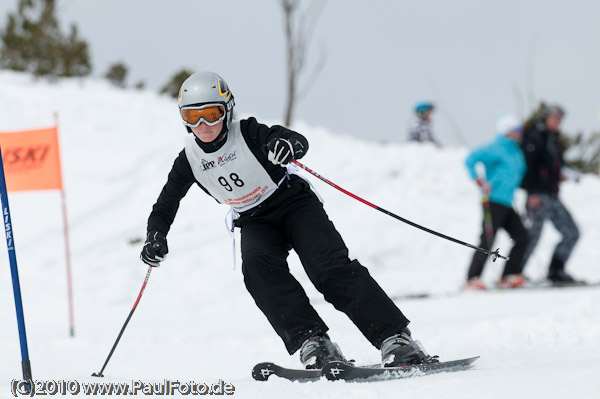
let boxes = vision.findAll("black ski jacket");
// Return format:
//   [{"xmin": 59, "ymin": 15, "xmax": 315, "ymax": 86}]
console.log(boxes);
[
  {"xmin": 147, "ymin": 117, "xmax": 308, "ymax": 235},
  {"xmin": 520, "ymin": 120, "xmax": 564, "ymax": 196}
]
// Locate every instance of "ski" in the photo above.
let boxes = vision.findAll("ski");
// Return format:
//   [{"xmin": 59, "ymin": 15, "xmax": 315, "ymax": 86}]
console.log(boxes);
[
  {"xmin": 393, "ymin": 280, "xmax": 600, "ymax": 301},
  {"xmin": 321, "ymin": 356, "xmax": 479, "ymax": 382},
  {"xmin": 489, "ymin": 280, "xmax": 600, "ymax": 292},
  {"xmin": 252, "ymin": 362, "xmax": 321, "ymax": 382},
  {"xmin": 252, "ymin": 357, "xmax": 479, "ymax": 382},
  {"xmin": 529, "ymin": 280, "xmax": 600, "ymax": 289}
]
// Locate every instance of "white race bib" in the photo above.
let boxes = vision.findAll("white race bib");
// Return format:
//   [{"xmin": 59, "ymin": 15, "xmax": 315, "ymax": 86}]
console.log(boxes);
[{"xmin": 185, "ymin": 121, "xmax": 280, "ymax": 211}]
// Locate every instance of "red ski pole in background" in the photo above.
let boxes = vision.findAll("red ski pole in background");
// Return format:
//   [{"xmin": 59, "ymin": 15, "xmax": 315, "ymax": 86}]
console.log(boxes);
[
  {"xmin": 481, "ymin": 192, "xmax": 495, "ymax": 248},
  {"xmin": 92, "ymin": 265, "xmax": 153, "ymax": 377},
  {"xmin": 292, "ymin": 160, "xmax": 508, "ymax": 262}
]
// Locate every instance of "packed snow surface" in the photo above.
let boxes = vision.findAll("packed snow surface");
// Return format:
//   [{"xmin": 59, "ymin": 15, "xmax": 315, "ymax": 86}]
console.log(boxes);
[{"xmin": 1, "ymin": 71, "xmax": 599, "ymax": 398}]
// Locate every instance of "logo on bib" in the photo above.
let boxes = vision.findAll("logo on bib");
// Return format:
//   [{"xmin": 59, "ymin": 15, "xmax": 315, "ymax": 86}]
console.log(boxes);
[
  {"xmin": 218, "ymin": 151, "xmax": 237, "ymax": 166},
  {"xmin": 201, "ymin": 159, "xmax": 216, "ymax": 171}
]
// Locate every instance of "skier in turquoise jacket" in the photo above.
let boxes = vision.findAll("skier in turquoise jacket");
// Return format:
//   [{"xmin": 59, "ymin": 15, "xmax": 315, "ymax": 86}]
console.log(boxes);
[{"xmin": 463, "ymin": 114, "xmax": 529, "ymax": 289}]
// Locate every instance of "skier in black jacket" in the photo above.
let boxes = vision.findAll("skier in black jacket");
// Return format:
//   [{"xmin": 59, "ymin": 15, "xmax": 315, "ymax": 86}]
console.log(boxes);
[
  {"xmin": 140, "ymin": 71, "xmax": 438, "ymax": 369},
  {"xmin": 520, "ymin": 104, "xmax": 580, "ymax": 283}
]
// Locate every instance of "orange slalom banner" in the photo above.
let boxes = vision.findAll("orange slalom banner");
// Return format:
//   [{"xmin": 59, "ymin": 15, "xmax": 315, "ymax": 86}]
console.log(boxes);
[
  {"xmin": 0, "ymin": 124, "xmax": 75, "ymax": 337},
  {"xmin": 0, "ymin": 126, "xmax": 63, "ymax": 192}
]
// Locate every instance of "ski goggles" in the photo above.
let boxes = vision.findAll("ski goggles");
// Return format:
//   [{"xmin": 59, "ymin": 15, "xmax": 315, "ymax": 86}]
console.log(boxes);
[{"xmin": 180, "ymin": 104, "xmax": 226, "ymax": 127}]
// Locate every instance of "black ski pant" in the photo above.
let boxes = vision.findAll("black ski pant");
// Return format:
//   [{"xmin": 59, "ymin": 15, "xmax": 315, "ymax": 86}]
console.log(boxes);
[
  {"xmin": 522, "ymin": 194, "xmax": 579, "ymax": 270},
  {"xmin": 235, "ymin": 177, "xmax": 409, "ymax": 354},
  {"xmin": 467, "ymin": 201, "xmax": 529, "ymax": 280}
]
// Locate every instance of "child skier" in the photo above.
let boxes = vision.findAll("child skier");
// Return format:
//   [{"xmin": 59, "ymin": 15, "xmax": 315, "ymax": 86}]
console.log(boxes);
[
  {"xmin": 140, "ymin": 71, "xmax": 438, "ymax": 369},
  {"xmin": 407, "ymin": 101, "xmax": 441, "ymax": 146}
]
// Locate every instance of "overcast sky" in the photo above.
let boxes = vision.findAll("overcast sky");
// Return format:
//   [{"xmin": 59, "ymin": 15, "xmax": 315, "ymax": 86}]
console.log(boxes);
[{"xmin": 2, "ymin": 0, "xmax": 599, "ymax": 146}]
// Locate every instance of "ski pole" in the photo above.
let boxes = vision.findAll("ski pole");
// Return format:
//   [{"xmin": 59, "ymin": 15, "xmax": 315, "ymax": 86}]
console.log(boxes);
[
  {"xmin": 292, "ymin": 160, "xmax": 508, "ymax": 261},
  {"xmin": 1, "ymin": 146, "xmax": 33, "ymax": 393},
  {"xmin": 482, "ymin": 193, "xmax": 494, "ymax": 248},
  {"xmin": 92, "ymin": 265, "xmax": 153, "ymax": 377}
]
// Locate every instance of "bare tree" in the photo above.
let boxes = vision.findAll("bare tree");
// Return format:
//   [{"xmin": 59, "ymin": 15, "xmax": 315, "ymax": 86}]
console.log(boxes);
[
  {"xmin": 280, "ymin": 0, "xmax": 326, "ymax": 126},
  {"xmin": 525, "ymin": 34, "xmax": 537, "ymax": 114}
]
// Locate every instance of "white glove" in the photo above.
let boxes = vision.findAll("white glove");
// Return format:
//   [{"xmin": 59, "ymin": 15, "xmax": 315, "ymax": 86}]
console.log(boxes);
[{"xmin": 267, "ymin": 138, "xmax": 295, "ymax": 167}]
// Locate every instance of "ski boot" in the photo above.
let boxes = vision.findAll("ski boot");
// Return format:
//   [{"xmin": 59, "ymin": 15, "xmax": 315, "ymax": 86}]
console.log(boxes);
[
  {"xmin": 548, "ymin": 256, "xmax": 577, "ymax": 285},
  {"xmin": 381, "ymin": 328, "xmax": 439, "ymax": 367},
  {"xmin": 299, "ymin": 333, "xmax": 347, "ymax": 369},
  {"xmin": 548, "ymin": 270, "xmax": 577, "ymax": 284},
  {"xmin": 497, "ymin": 274, "xmax": 528, "ymax": 288},
  {"xmin": 463, "ymin": 277, "xmax": 487, "ymax": 290}
]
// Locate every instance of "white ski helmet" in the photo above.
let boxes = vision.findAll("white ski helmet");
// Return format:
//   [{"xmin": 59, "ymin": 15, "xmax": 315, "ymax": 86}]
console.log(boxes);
[{"xmin": 178, "ymin": 71, "xmax": 235, "ymax": 130}]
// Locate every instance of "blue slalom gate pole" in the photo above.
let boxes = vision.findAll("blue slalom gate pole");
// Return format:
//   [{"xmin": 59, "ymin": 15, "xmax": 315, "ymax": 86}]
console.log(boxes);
[{"xmin": 0, "ymin": 145, "xmax": 33, "ymax": 389}]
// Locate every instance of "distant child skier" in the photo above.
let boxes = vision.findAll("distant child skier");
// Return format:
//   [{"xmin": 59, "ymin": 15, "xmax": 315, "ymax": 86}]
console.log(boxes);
[
  {"xmin": 407, "ymin": 101, "xmax": 441, "ymax": 146},
  {"xmin": 464, "ymin": 114, "xmax": 529, "ymax": 289},
  {"xmin": 140, "ymin": 71, "xmax": 438, "ymax": 369}
]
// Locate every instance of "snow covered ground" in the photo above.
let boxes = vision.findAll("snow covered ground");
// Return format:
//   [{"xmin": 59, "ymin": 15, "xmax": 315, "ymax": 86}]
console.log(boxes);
[{"xmin": 1, "ymin": 71, "xmax": 599, "ymax": 398}]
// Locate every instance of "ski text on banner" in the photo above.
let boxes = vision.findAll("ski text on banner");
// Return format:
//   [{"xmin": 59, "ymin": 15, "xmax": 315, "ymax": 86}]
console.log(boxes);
[{"xmin": 0, "ymin": 126, "xmax": 63, "ymax": 192}]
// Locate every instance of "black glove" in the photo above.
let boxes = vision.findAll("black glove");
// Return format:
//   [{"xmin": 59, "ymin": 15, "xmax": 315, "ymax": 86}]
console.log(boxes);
[
  {"xmin": 140, "ymin": 231, "xmax": 168, "ymax": 267},
  {"xmin": 267, "ymin": 138, "xmax": 296, "ymax": 167}
]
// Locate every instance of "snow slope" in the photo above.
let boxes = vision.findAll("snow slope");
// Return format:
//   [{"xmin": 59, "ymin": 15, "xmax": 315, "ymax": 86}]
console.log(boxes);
[{"xmin": 1, "ymin": 71, "xmax": 599, "ymax": 398}]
